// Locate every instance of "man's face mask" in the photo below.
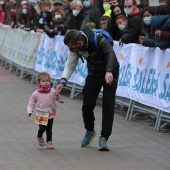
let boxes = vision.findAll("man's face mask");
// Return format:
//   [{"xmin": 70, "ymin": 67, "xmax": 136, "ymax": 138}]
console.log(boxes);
[
  {"xmin": 70, "ymin": 47, "xmax": 81, "ymax": 53},
  {"xmin": 124, "ymin": 7, "xmax": 133, "ymax": 16}
]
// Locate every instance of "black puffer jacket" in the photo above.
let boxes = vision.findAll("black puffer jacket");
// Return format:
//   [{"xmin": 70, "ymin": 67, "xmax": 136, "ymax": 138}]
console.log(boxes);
[
  {"xmin": 121, "ymin": 12, "xmax": 143, "ymax": 43},
  {"xmin": 63, "ymin": 8, "xmax": 85, "ymax": 34},
  {"xmin": 142, "ymin": 26, "xmax": 155, "ymax": 47},
  {"xmin": 81, "ymin": 28, "xmax": 119, "ymax": 78},
  {"xmin": 80, "ymin": 5, "xmax": 102, "ymax": 29}
]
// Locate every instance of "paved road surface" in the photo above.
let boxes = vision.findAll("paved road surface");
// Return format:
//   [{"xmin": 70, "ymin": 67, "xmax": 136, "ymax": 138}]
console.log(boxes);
[{"xmin": 0, "ymin": 65, "xmax": 170, "ymax": 170}]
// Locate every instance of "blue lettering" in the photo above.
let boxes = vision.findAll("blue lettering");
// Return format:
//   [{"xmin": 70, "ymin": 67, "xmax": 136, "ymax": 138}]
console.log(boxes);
[{"xmin": 159, "ymin": 73, "xmax": 169, "ymax": 99}]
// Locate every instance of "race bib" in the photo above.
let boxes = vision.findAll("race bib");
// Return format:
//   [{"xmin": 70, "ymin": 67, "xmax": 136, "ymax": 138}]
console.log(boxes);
[{"xmin": 35, "ymin": 111, "xmax": 49, "ymax": 126}]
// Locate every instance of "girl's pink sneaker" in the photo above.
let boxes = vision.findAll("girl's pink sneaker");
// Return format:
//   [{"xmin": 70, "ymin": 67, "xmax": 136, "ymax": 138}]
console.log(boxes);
[
  {"xmin": 46, "ymin": 141, "xmax": 54, "ymax": 149},
  {"xmin": 37, "ymin": 136, "xmax": 45, "ymax": 146}
]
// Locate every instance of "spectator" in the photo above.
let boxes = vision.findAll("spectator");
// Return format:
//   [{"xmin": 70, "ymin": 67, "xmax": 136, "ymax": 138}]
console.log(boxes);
[
  {"xmin": 17, "ymin": 1, "xmax": 37, "ymax": 31},
  {"xmin": 115, "ymin": 14, "xmax": 128, "ymax": 36},
  {"xmin": 53, "ymin": 0, "xmax": 64, "ymax": 10},
  {"xmin": 81, "ymin": 0, "xmax": 103, "ymax": 29},
  {"xmin": 118, "ymin": 0, "xmax": 124, "ymax": 3},
  {"xmin": 5, "ymin": 1, "xmax": 17, "ymax": 28},
  {"xmin": 109, "ymin": 0, "xmax": 119, "ymax": 6},
  {"xmin": 103, "ymin": 0, "xmax": 111, "ymax": 17},
  {"xmin": 63, "ymin": 0, "xmax": 84, "ymax": 33},
  {"xmin": 100, "ymin": 15, "xmax": 110, "ymax": 30},
  {"xmin": 63, "ymin": 0, "xmax": 72, "ymax": 21},
  {"xmin": 120, "ymin": 0, "xmax": 142, "ymax": 44},
  {"xmin": 0, "ymin": 0, "xmax": 6, "ymax": 24},
  {"xmin": 35, "ymin": 0, "xmax": 53, "ymax": 33},
  {"xmin": 107, "ymin": 4, "xmax": 125, "ymax": 40},
  {"xmin": 86, "ymin": 21, "xmax": 96, "ymax": 30},
  {"xmin": 44, "ymin": 8, "xmax": 65, "ymax": 37},
  {"xmin": 138, "ymin": 6, "xmax": 156, "ymax": 47},
  {"xmin": 36, "ymin": 0, "xmax": 54, "ymax": 15},
  {"xmin": 150, "ymin": 4, "xmax": 170, "ymax": 49}
]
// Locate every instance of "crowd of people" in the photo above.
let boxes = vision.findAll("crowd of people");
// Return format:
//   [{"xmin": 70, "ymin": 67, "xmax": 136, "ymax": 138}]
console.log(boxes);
[{"xmin": 0, "ymin": 0, "xmax": 170, "ymax": 49}]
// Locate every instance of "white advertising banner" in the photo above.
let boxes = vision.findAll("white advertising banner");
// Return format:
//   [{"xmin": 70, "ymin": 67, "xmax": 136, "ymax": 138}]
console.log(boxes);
[
  {"xmin": 0, "ymin": 27, "xmax": 40, "ymax": 69},
  {"xmin": 34, "ymin": 34, "xmax": 88, "ymax": 85},
  {"xmin": 114, "ymin": 42, "xmax": 170, "ymax": 113},
  {"xmin": 0, "ymin": 25, "xmax": 9, "ymax": 49},
  {"xmin": 1, "ymin": 27, "xmax": 168, "ymax": 113}
]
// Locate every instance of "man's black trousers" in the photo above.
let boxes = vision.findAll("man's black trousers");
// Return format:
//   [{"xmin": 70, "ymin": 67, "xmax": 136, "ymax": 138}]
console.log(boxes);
[{"xmin": 82, "ymin": 75, "xmax": 117, "ymax": 140}]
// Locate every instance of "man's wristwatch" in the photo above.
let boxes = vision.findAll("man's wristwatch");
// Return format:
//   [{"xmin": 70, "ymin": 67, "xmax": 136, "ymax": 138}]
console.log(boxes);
[{"xmin": 58, "ymin": 78, "xmax": 67, "ymax": 86}]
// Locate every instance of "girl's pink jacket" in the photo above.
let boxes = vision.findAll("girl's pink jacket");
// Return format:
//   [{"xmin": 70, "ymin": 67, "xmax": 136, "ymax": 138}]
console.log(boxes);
[{"xmin": 27, "ymin": 88, "xmax": 59, "ymax": 114}]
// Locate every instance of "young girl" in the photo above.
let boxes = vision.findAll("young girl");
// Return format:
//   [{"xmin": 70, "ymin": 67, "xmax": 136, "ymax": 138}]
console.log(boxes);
[{"xmin": 27, "ymin": 72, "xmax": 60, "ymax": 149}]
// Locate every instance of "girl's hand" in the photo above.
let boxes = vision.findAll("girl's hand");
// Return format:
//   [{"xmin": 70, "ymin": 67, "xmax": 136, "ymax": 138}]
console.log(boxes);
[
  {"xmin": 54, "ymin": 90, "xmax": 59, "ymax": 96},
  {"xmin": 54, "ymin": 90, "xmax": 60, "ymax": 101}
]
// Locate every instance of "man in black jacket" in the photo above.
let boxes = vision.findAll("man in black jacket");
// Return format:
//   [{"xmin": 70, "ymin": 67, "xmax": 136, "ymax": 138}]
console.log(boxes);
[
  {"xmin": 63, "ymin": 0, "xmax": 85, "ymax": 33},
  {"xmin": 56, "ymin": 28, "xmax": 119, "ymax": 151},
  {"xmin": 120, "ymin": 0, "xmax": 142, "ymax": 43}
]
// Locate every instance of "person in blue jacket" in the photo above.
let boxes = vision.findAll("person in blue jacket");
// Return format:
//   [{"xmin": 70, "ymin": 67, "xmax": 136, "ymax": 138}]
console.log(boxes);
[{"xmin": 150, "ymin": 4, "xmax": 170, "ymax": 49}]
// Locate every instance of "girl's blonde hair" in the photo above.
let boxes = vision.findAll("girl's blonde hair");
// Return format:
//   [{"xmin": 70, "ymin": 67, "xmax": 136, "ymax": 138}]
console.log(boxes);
[{"xmin": 37, "ymin": 72, "xmax": 51, "ymax": 87}]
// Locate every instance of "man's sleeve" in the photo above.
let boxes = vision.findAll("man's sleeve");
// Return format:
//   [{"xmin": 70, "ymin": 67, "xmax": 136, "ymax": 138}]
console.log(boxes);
[
  {"xmin": 97, "ymin": 35, "xmax": 119, "ymax": 74},
  {"xmin": 160, "ymin": 31, "xmax": 170, "ymax": 41},
  {"xmin": 62, "ymin": 51, "xmax": 79, "ymax": 81}
]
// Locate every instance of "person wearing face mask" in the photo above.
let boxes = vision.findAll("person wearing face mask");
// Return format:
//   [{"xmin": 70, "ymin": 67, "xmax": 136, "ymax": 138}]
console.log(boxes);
[
  {"xmin": 149, "ymin": 4, "xmax": 170, "ymax": 49},
  {"xmin": 80, "ymin": 0, "xmax": 103, "ymax": 29},
  {"xmin": 120, "ymin": 0, "xmax": 142, "ymax": 44},
  {"xmin": 116, "ymin": 14, "xmax": 128, "ymax": 36},
  {"xmin": 56, "ymin": 28, "xmax": 119, "ymax": 151},
  {"xmin": 63, "ymin": 0, "xmax": 84, "ymax": 34},
  {"xmin": 17, "ymin": 2, "xmax": 37, "ymax": 31},
  {"xmin": 107, "ymin": 4, "xmax": 125, "ymax": 40},
  {"xmin": 103, "ymin": 0, "xmax": 111, "ymax": 17},
  {"xmin": 44, "ymin": 9, "xmax": 65, "ymax": 37},
  {"xmin": 99, "ymin": 16, "xmax": 110, "ymax": 31},
  {"xmin": 138, "ymin": 6, "xmax": 156, "ymax": 47}
]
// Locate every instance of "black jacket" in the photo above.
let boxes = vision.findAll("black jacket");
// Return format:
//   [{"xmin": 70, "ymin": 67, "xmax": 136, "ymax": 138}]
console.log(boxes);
[
  {"xmin": 63, "ymin": 8, "xmax": 85, "ymax": 34},
  {"xmin": 80, "ymin": 5, "xmax": 102, "ymax": 29},
  {"xmin": 142, "ymin": 26, "xmax": 155, "ymax": 47},
  {"xmin": 107, "ymin": 18, "xmax": 121, "ymax": 41},
  {"xmin": 121, "ymin": 12, "xmax": 142, "ymax": 44},
  {"xmin": 81, "ymin": 28, "xmax": 119, "ymax": 78}
]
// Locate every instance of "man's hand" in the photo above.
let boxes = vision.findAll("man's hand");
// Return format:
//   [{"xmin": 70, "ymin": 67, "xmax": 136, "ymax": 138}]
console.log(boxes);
[
  {"xmin": 105, "ymin": 72, "xmax": 113, "ymax": 85},
  {"xmin": 55, "ymin": 83, "xmax": 64, "ymax": 93}
]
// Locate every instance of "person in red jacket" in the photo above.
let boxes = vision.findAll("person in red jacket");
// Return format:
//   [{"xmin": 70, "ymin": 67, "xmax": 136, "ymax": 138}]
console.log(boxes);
[{"xmin": 0, "ymin": 1, "xmax": 6, "ymax": 24}]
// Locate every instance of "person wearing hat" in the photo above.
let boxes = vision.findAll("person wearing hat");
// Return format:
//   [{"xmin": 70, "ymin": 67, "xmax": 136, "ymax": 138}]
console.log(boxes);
[{"xmin": 53, "ymin": 0, "xmax": 64, "ymax": 10}]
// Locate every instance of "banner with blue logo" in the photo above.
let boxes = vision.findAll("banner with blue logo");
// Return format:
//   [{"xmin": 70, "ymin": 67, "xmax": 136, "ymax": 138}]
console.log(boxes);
[
  {"xmin": 34, "ymin": 34, "xmax": 88, "ymax": 85},
  {"xmin": 114, "ymin": 42, "xmax": 170, "ymax": 113}
]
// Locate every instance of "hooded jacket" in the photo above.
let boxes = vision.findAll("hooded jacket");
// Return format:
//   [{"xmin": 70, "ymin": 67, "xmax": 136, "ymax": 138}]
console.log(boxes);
[{"xmin": 150, "ymin": 14, "xmax": 170, "ymax": 49}]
